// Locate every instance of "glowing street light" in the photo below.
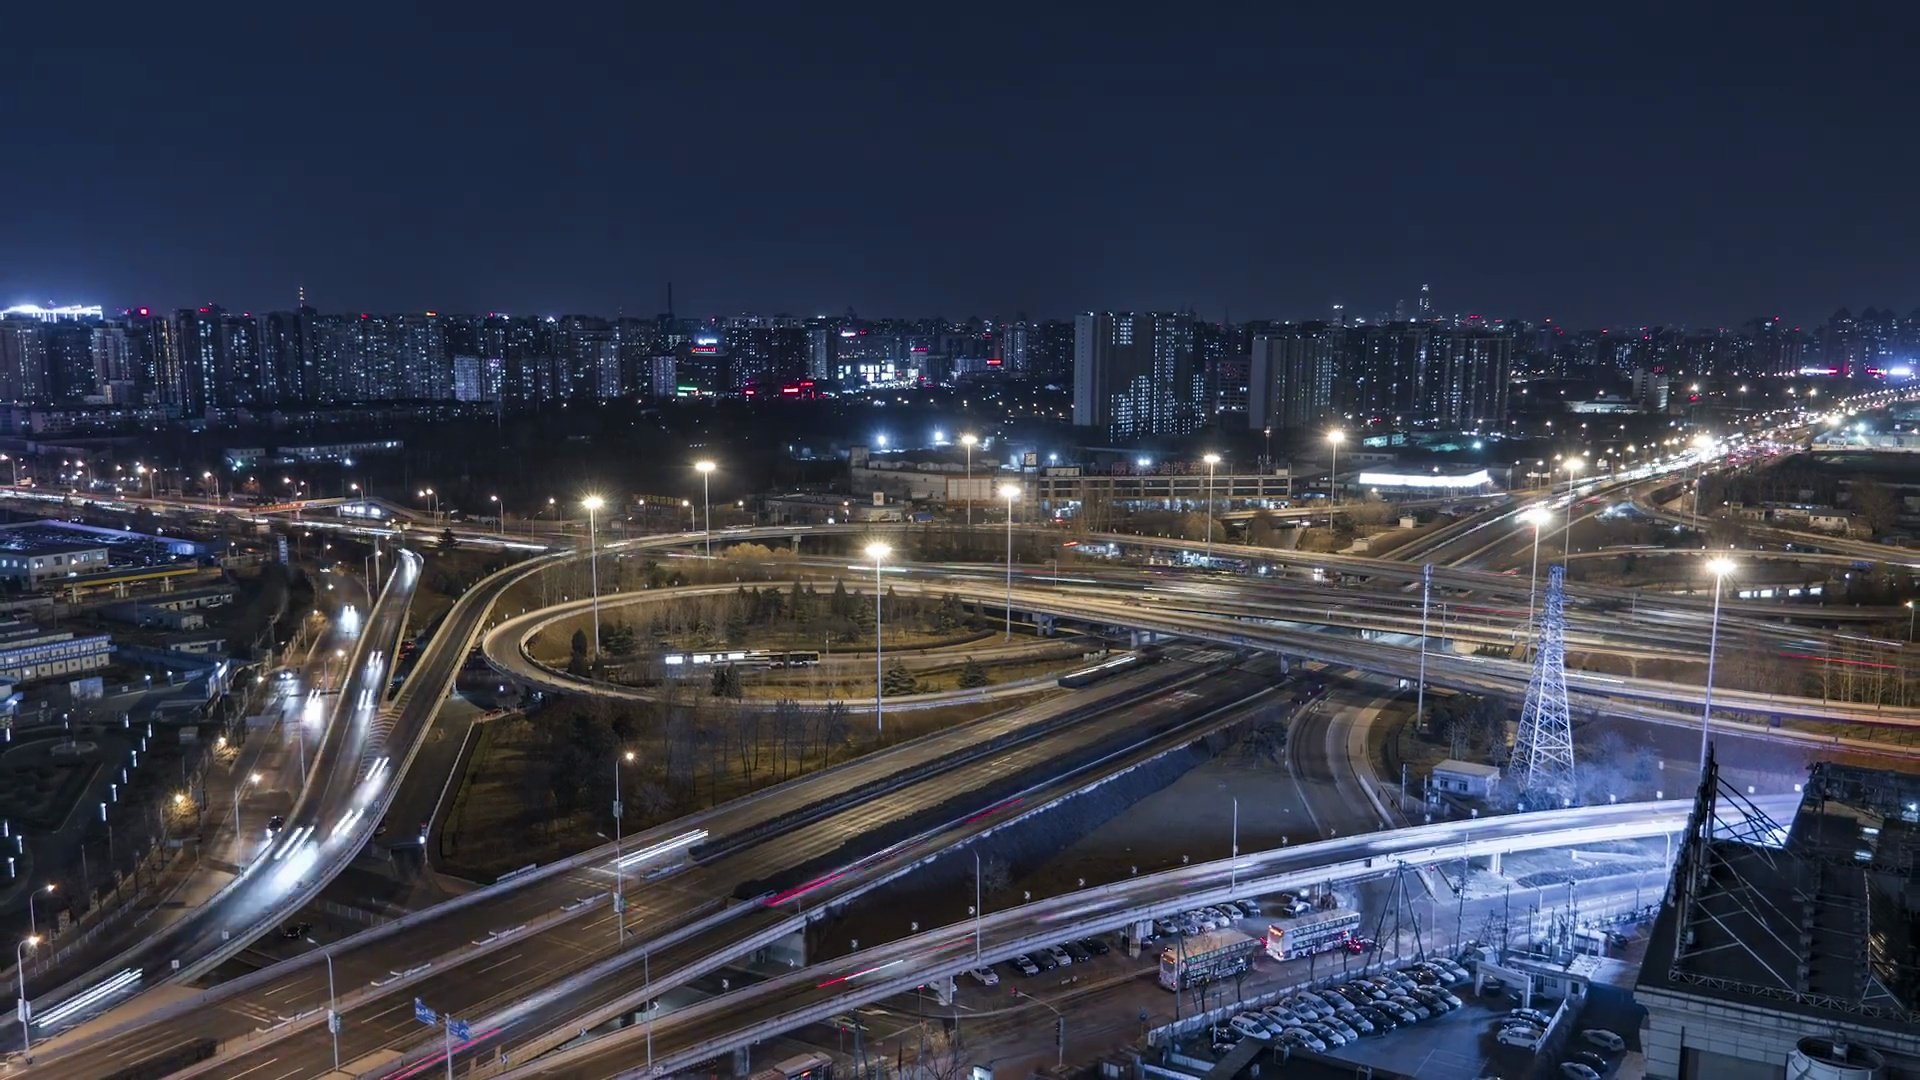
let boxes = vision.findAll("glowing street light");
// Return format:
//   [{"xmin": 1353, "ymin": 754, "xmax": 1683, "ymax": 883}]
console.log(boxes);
[
  {"xmin": 16, "ymin": 934, "xmax": 39, "ymax": 1059},
  {"xmin": 1519, "ymin": 506, "xmax": 1553, "ymax": 635},
  {"xmin": 960, "ymin": 434, "xmax": 978, "ymax": 528},
  {"xmin": 999, "ymin": 484, "xmax": 1021, "ymax": 640},
  {"xmin": 583, "ymin": 495, "xmax": 606, "ymax": 655},
  {"xmin": 865, "ymin": 542, "xmax": 892, "ymax": 732},
  {"xmin": 1562, "ymin": 456, "xmax": 1586, "ymax": 561},
  {"xmin": 1326, "ymin": 430, "xmax": 1345, "ymax": 522},
  {"xmin": 612, "ymin": 747, "xmax": 637, "ymax": 941},
  {"xmin": 1202, "ymin": 453, "xmax": 1222, "ymax": 563},
  {"xmin": 1698, "ymin": 556, "xmax": 1736, "ymax": 772},
  {"xmin": 695, "ymin": 461, "xmax": 716, "ymax": 556}
]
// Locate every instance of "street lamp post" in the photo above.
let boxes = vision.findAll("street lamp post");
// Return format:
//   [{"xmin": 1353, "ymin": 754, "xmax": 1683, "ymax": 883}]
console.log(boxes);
[
  {"xmin": 999, "ymin": 483, "xmax": 1020, "ymax": 641},
  {"xmin": 1691, "ymin": 434, "xmax": 1714, "ymax": 529},
  {"xmin": 306, "ymin": 936, "xmax": 340, "ymax": 1071},
  {"xmin": 612, "ymin": 749, "xmax": 634, "ymax": 941},
  {"xmin": 26, "ymin": 883, "xmax": 53, "ymax": 940},
  {"xmin": 1699, "ymin": 557, "xmax": 1736, "ymax": 773},
  {"xmin": 1562, "ymin": 457, "xmax": 1585, "ymax": 561},
  {"xmin": 233, "ymin": 771, "xmax": 261, "ymax": 839},
  {"xmin": 201, "ymin": 470, "xmax": 220, "ymax": 503},
  {"xmin": 1326, "ymin": 430, "xmax": 1345, "ymax": 525},
  {"xmin": 583, "ymin": 496, "xmax": 605, "ymax": 657},
  {"xmin": 695, "ymin": 461, "xmax": 716, "ymax": 556},
  {"xmin": 864, "ymin": 543, "xmax": 890, "ymax": 732},
  {"xmin": 1520, "ymin": 507, "xmax": 1552, "ymax": 635},
  {"xmin": 961, "ymin": 434, "xmax": 978, "ymax": 528},
  {"xmin": 16, "ymin": 935, "xmax": 38, "ymax": 1061},
  {"xmin": 1202, "ymin": 453, "xmax": 1221, "ymax": 564},
  {"xmin": 1263, "ymin": 426, "xmax": 1272, "ymax": 472},
  {"xmin": 1907, "ymin": 600, "xmax": 1916, "ymax": 643},
  {"xmin": 489, "ymin": 494, "xmax": 502, "ymax": 535}
]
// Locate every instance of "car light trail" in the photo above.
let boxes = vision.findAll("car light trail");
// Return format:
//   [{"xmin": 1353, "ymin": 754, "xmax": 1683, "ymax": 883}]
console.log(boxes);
[
  {"xmin": 612, "ymin": 828, "xmax": 709, "ymax": 869},
  {"xmin": 32, "ymin": 968, "xmax": 141, "ymax": 1029}
]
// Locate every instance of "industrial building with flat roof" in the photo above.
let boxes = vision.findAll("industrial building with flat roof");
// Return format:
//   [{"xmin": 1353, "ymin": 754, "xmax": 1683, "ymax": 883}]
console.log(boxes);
[{"xmin": 1635, "ymin": 757, "xmax": 1919, "ymax": 1078}]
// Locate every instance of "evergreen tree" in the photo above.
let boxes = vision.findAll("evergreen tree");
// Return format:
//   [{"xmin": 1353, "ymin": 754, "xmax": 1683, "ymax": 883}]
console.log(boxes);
[
  {"xmin": 711, "ymin": 663, "xmax": 744, "ymax": 699},
  {"xmin": 882, "ymin": 661, "xmax": 918, "ymax": 697},
  {"xmin": 958, "ymin": 656, "xmax": 990, "ymax": 689}
]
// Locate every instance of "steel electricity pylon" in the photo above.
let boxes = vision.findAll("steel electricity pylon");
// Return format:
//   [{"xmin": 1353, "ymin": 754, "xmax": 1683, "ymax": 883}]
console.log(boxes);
[{"xmin": 1510, "ymin": 564, "xmax": 1577, "ymax": 806}]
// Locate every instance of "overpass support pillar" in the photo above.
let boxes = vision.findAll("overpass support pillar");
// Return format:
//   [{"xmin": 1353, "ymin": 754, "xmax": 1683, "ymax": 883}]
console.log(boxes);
[
  {"xmin": 1130, "ymin": 628, "xmax": 1157, "ymax": 649},
  {"xmin": 934, "ymin": 976, "xmax": 955, "ymax": 1006},
  {"xmin": 1487, "ymin": 850, "xmax": 1502, "ymax": 875},
  {"xmin": 1277, "ymin": 654, "xmax": 1290, "ymax": 675},
  {"xmin": 1036, "ymin": 614, "xmax": 1055, "ymax": 637},
  {"xmin": 1126, "ymin": 919, "xmax": 1154, "ymax": 958},
  {"xmin": 733, "ymin": 1046, "xmax": 752, "ymax": 1076}
]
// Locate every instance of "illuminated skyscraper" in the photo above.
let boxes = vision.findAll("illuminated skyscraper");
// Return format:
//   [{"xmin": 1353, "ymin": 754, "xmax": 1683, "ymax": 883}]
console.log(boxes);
[{"xmin": 1072, "ymin": 311, "xmax": 1199, "ymax": 438}]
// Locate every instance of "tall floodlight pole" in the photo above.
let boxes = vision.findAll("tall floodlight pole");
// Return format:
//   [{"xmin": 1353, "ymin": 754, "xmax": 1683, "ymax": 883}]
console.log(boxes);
[
  {"xmin": 1561, "ymin": 457, "xmax": 1585, "ymax": 562},
  {"xmin": 613, "ymin": 748, "xmax": 634, "ymax": 940},
  {"xmin": 1691, "ymin": 434, "xmax": 1714, "ymax": 530},
  {"xmin": 1699, "ymin": 557, "xmax": 1736, "ymax": 773},
  {"xmin": 1202, "ymin": 453, "xmax": 1221, "ymax": 564},
  {"xmin": 961, "ymin": 434, "xmax": 978, "ymax": 528},
  {"xmin": 999, "ymin": 484, "xmax": 1021, "ymax": 640},
  {"xmin": 1416, "ymin": 564, "xmax": 1432, "ymax": 770},
  {"xmin": 16, "ymin": 935, "xmax": 38, "ymax": 1061},
  {"xmin": 1326, "ymin": 430, "xmax": 1345, "ymax": 526},
  {"xmin": 1520, "ymin": 506, "xmax": 1552, "ymax": 637},
  {"xmin": 865, "ymin": 542, "xmax": 890, "ymax": 732},
  {"xmin": 583, "ymin": 495, "xmax": 605, "ymax": 656},
  {"xmin": 694, "ymin": 460, "xmax": 716, "ymax": 556}
]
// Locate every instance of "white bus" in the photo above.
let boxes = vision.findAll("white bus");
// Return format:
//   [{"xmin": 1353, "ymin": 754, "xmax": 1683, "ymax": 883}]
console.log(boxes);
[{"xmin": 1265, "ymin": 908, "xmax": 1361, "ymax": 960}]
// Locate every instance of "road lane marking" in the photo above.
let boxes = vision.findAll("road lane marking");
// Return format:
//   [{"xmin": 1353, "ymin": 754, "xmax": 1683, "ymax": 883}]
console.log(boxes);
[
  {"xmin": 478, "ymin": 951, "xmax": 523, "ymax": 974},
  {"xmin": 224, "ymin": 1056, "xmax": 280, "ymax": 1080}
]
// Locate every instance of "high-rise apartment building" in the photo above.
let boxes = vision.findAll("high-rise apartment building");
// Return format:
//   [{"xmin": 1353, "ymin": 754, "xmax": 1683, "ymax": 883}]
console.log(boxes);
[
  {"xmin": 1248, "ymin": 322, "xmax": 1341, "ymax": 433},
  {"xmin": 1423, "ymin": 329, "xmax": 1511, "ymax": 426},
  {"xmin": 1072, "ymin": 312, "xmax": 1200, "ymax": 439},
  {"xmin": 0, "ymin": 319, "xmax": 48, "ymax": 401}
]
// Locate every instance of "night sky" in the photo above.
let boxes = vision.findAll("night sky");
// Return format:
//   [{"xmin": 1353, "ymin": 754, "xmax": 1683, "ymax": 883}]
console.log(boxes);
[{"xmin": 3, "ymin": 5, "xmax": 1915, "ymax": 326}]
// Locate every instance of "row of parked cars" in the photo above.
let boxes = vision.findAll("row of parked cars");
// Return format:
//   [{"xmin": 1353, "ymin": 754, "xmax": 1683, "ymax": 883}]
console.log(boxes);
[
  {"xmin": 978, "ymin": 933, "xmax": 1114, "ymax": 983},
  {"xmin": 1210, "ymin": 957, "xmax": 1471, "ymax": 1056},
  {"xmin": 1493, "ymin": 1014, "xmax": 1626, "ymax": 1079},
  {"xmin": 1152, "ymin": 898, "xmax": 1267, "ymax": 939}
]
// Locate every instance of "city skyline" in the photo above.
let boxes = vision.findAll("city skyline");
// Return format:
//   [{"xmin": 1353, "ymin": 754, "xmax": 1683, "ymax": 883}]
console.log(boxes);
[{"xmin": 3, "ymin": 9, "xmax": 1916, "ymax": 325}]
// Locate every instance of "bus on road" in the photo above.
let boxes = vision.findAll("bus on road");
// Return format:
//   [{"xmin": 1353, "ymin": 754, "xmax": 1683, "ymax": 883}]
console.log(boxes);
[
  {"xmin": 752, "ymin": 1052, "xmax": 834, "ymax": 1080},
  {"xmin": 1265, "ymin": 908, "xmax": 1362, "ymax": 960},
  {"xmin": 1158, "ymin": 928, "xmax": 1260, "ymax": 991}
]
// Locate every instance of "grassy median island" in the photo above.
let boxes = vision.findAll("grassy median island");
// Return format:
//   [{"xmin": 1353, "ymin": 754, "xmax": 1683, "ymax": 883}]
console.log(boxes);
[{"xmin": 436, "ymin": 691, "xmax": 1008, "ymax": 880}]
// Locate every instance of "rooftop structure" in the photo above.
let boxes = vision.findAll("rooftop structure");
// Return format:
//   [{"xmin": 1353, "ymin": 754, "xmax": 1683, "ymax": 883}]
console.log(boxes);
[{"xmin": 1636, "ymin": 755, "xmax": 1920, "ymax": 1078}]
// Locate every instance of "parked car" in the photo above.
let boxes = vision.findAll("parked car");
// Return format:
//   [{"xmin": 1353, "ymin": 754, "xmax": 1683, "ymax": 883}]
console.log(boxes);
[
  {"xmin": 1010, "ymin": 954, "xmax": 1040, "ymax": 975},
  {"xmin": 1389, "ymin": 995, "xmax": 1431, "ymax": 1020},
  {"xmin": 1336, "ymin": 1009, "xmax": 1375, "ymax": 1035},
  {"xmin": 1323, "ymin": 1016, "xmax": 1359, "ymax": 1042},
  {"xmin": 1572, "ymin": 1050, "xmax": 1609, "ymax": 1071},
  {"xmin": 1227, "ymin": 1014, "xmax": 1272, "ymax": 1041},
  {"xmin": 1081, "ymin": 936, "xmax": 1111, "ymax": 956},
  {"xmin": 1496, "ymin": 1027, "xmax": 1541, "ymax": 1050},
  {"xmin": 1044, "ymin": 945, "xmax": 1072, "ymax": 967},
  {"xmin": 1238, "ymin": 897, "xmax": 1264, "ymax": 916},
  {"xmin": 1210, "ymin": 1023, "xmax": 1242, "ymax": 1045},
  {"xmin": 1061, "ymin": 940, "xmax": 1090, "ymax": 962},
  {"xmin": 1279, "ymin": 1028, "xmax": 1326, "ymax": 1054},
  {"xmin": 1378, "ymin": 1001, "xmax": 1418, "ymax": 1025},
  {"xmin": 1308, "ymin": 1021, "xmax": 1349, "ymax": 1048},
  {"xmin": 1154, "ymin": 919, "xmax": 1181, "ymax": 937},
  {"xmin": 966, "ymin": 966, "xmax": 998, "ymax": 987},
  {"xmin": 1356, "ymin": 1005, "xmax": 1397, "ymax": 1033},
  {"xmin": 1559, "ymin": 1064, "xmax": 1601, "ymax": 1080},
  {"xmin": 1582, "ymin": 1029, "xmax": 1627, "ymax": 1053},
  {"xmin": 1259, "ymin": 1006, "xmax": 1299, "ymax": 1030},
  {"xmin": 1511, "ymin": 1008, "xmax": 1554, "ymax": 1027}
]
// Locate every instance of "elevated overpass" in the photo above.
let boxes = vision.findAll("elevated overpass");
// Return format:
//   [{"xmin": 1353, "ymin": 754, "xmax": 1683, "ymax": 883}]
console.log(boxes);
[{"xmin": 495, "ymin": 793, "xmax": 1799, "ymax": 1079}]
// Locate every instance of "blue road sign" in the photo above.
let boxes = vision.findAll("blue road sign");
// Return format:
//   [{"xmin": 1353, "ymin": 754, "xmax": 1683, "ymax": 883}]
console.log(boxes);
[
  {"xmin": 414, "ymin": 998, "xmax": 437, "ymax": 1026},
  {"xmin": 450, "ymin": 1017, "xmax": 472, "ymax": 1042}
]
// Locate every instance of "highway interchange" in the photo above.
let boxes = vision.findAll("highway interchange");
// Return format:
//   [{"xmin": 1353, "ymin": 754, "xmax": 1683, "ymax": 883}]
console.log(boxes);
[{"xmin": 5, "ymin": 398, "xmax": 1918, "ymax": 1079}]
